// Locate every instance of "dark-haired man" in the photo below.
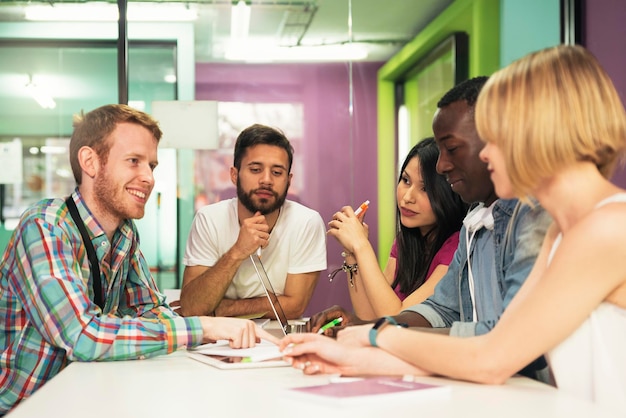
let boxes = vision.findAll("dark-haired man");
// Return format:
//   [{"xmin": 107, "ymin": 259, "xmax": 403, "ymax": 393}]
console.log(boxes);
[
  {"xmin": 400, "ymin": 77, "xmax": 551, "ymax": 339},
  {"xmin": 309, "ymin": 77, "xmax": 551, "ymax": 380},
  {"xmin": 180, "ymin": 124, "xmax": 327, "ymax": 319}
]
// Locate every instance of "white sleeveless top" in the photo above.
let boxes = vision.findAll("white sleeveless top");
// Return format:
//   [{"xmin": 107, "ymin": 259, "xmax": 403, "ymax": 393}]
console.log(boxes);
[{"xmin": 547, "ymin": 193, "xmax": 626, "ymax": 412}]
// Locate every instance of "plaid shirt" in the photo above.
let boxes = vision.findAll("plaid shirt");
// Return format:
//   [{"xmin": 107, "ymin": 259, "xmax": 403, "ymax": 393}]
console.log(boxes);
[{"xmin": 0, "ymin": 189, "xmax": 203, "ymax": 413}]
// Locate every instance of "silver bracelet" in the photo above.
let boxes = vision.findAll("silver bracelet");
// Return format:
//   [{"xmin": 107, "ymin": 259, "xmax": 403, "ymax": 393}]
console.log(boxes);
[{"xmin": 328, "ymin": 260, "xmax": 358, "ymax": 288}]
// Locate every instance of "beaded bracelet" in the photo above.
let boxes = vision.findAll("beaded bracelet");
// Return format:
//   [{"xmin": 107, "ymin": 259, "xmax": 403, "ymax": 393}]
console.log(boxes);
[{"xmin": 328, "ymin": 260, "xmax": 358, "ymax": 288}]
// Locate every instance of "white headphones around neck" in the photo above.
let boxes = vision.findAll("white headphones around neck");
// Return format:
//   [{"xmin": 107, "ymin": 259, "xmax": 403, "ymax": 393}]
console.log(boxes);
[
  {"xmin": 463, "ymin": 202, "xmax": 495, "ymax": 322},
  {"xmin": 463, "ymin": 203, "xmax": 495, "ymax": 233}
]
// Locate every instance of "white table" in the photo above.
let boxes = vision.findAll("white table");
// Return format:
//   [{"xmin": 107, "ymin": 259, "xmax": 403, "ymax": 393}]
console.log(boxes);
[{"xmin": 7, "ymin": 349, "xmax": 618, "ymax": 418}]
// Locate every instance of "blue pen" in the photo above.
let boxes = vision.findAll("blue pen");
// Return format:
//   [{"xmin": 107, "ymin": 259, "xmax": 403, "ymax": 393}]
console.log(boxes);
[{"xmin": 317, "ymin": 317, "xmax": 343, "ymax": 334}]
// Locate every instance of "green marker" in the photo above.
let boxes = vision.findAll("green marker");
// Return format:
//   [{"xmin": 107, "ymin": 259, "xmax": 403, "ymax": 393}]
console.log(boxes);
[{"xmin": 317, "ymin": 317, "xmax": 343, "ymax": 334}]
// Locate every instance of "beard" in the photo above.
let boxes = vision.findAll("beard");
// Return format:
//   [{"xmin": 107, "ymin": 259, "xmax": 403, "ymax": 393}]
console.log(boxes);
[
  {"xmin": 93, "ymin": 167, "xmax": 146, "ymax": 222},
  {"xmin": 237, "ymin": 177, "xmax": 289, "ymax": 215}
]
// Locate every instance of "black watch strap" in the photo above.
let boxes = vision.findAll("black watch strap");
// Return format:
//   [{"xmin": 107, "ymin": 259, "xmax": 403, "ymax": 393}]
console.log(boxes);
[{"xmin": 369, "ymin": 316, "xmax": 398, "ymax": 347}]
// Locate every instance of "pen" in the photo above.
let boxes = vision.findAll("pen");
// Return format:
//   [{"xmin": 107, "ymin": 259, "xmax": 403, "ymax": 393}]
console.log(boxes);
[
  {"xmin": 354, "ymin": 200, "xmax": 370, "ymax": 217},
  {"xmin": 317, "ymin": 317, "xmax": 343, "ymax": 334},
  {"xmin": 256, "ymin": 247, "xmax": 262, "ymax": 258}
]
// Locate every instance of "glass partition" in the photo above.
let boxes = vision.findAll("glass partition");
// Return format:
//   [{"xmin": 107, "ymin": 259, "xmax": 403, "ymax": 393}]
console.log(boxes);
[
  {"xmin": 398, "ymin": 33, "xmax": 469, "ymax": 168},
  {"xmin": 0, "ymin": 0, "xmax": 449, "ymax": 314},
  {"xmin": 0, "ymin": 41, "xmax": 178, "ymax": 289},
  {"xmin": 0, "ymin": 42, "xmax": 118, "ymax": 236}
]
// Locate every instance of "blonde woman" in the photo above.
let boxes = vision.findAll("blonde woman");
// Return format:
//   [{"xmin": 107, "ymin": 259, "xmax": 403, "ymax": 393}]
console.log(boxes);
[{"xmin": 280, "ymin": 44, "xmax": 626, "ymax": 412}]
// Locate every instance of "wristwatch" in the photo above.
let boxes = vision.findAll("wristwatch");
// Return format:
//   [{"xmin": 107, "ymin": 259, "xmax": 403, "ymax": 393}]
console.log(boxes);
[{"xmin": 369, "ymin": 316, "xmax": 407, "ymax": 347}]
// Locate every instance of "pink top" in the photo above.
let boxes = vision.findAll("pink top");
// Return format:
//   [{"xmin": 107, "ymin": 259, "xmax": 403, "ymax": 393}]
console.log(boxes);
[{"xmin": 390, "ymin": 231, "xmax": 460, "ymax": 301}]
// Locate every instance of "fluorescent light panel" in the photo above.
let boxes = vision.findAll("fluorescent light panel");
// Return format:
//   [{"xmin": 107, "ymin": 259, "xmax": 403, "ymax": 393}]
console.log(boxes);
[
  {"xmin": 226, "ymin": 44, "xmax": 368, "ymax": 62},
  {"xmin": 230, "ymin": 1, "xmax": 251, "ymax": 42},
  {"xmin": 128, "ymin": 100, "xmax": 146, "ymax": 111},
  {"xmin": 25, "ymin": 3, "xmax": 198, "ymax": 22},
  {"xmin": 26, "ymin": 81, "xmax": 56, "ymax": 109},
  {"xmin": 40, "ymin": 145, "xmax": 67, "ymax": 154}
]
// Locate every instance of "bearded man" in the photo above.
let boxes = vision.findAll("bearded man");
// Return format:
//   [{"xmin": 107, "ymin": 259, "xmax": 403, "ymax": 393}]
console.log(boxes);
[
  {"xmin": 180, "ymin": 124, "xmax": 327, "ymax": 319},
  {"xmin": 0, "ymin": 106, "xmax": 273, "ymax": 414}
]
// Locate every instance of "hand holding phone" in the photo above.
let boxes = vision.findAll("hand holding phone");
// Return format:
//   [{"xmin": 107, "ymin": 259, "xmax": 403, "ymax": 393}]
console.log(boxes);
[{"xmin": 354, "ymin": 200, "xmax": 370, "ymax": 220}]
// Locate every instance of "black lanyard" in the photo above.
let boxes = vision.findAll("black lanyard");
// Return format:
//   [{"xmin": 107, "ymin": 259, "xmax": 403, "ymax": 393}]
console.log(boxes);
[{"xmin": 65, "ymin": 197, "xmax": 105, "ymax": 310}]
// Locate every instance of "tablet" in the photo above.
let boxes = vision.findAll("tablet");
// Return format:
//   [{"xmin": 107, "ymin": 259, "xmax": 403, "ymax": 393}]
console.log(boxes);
[
  {"xmin": 187, "ymin": 340, "xmax": 290, "ymax": 369},
  {"xmin": 187, "ymin": 352, "xmax": 289, "ymax": 369}
]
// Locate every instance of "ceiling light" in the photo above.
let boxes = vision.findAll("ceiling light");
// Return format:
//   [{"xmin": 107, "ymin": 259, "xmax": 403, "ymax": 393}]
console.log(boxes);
[
  {"xmin": 230, "ymin": 1, "xmax": 251, "ymax": 44},
  {"xmin": 131, "ymin": 4, "xmax": 197, "ymax": 22},
  {"xmin": 24, "ymin": 3, "xmax": 197, "ymax": 22},
  {"xmin": 25, "ymin": 4, "xmax": 117, "ymax": 21},
  {"xmin": 40, "ymin": 146, "xmax": 67, "ymax": 154},
  {"xmin": 225, "ymin": 44, "xmax": 369, "ymax": 62},
  {"xmin": 26, "ymin": 76, "xmax": 56, "ymax": 110},
  {"xmin": 128, "ymin": 101, "xmax": 146, "ymax": 111}
]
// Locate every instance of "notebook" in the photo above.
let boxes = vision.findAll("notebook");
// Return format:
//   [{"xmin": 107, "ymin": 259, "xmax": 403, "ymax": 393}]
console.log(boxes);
[{"xmin": 286, "ymin": 376, "xmax": 450, "ymax": 406}]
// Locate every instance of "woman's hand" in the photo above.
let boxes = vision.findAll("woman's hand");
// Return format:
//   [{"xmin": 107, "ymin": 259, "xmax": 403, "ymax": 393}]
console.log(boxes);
[
  {"xmin": 279, "ymin": 333, "xmax": 430, "ymax": 377},
  {"xmin": 327, "ymin": 206, "xmax": 370, "ymax": 255},
  {"xmin": 335, "ymin": 324, "xmax": 372, "ymax": 348},
  {"xmin": 280, "ymin": 333, "xmax": 372, "ymax": 375}
]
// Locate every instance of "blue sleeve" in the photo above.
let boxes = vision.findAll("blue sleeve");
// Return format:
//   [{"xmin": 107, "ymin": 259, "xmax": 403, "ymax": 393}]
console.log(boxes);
[{"xmin": 471, "ymin": 203, "xmax": 551, "ymax": 336}]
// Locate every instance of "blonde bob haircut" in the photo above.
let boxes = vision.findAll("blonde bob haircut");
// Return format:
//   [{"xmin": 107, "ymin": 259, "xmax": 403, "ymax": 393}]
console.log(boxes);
[{"xmin": 476, "ymin": 44, "xmax": 626, "ymax": 201}]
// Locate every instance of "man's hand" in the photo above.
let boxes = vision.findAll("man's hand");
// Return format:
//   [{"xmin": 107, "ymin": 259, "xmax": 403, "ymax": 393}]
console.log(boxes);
[
  {"xmin": 198, "ymin": 317, "xmax": 279, "ymax": 348},
  {"xmin": 233, "ymin": 212, "xmax": 270, "ymax": 259},
  {"xmin": 306, "ymin": 305, "xmax": 362, "ymax": 336}
]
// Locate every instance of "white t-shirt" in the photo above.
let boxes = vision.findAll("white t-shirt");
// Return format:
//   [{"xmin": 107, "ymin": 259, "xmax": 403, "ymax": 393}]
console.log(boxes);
[{"xmin": 183, "ymin": 198, "xmax": 327, "ymax": 299}]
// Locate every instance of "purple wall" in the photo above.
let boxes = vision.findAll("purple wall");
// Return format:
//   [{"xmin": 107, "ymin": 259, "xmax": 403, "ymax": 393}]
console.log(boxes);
[
  {"xmin": 195, "ymin": 62, "xmax": 383, "ymax": 316},
  {"xmin": 585, "ymin": 0, "xmax": 626, "ymax": 188},
  {"xmin": 192, "ymin": 2, "xmax": 626, "ymax": 317}
]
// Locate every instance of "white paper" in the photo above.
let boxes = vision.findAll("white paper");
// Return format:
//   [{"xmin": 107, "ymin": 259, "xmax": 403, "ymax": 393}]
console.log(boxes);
[{"xmin": 191, "ymin": 339, "xmax": 282, "ymax": 362}]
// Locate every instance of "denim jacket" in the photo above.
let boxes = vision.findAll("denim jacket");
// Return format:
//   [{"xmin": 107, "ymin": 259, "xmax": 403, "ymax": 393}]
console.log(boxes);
[{"xmin": 404, "ymin": 199, "xmax": 552, "ymax": 337}]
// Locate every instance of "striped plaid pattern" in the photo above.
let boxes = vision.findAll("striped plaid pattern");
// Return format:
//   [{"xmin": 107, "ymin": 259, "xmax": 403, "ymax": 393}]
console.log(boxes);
[{"xmin": 0, "ymin": 190, "xmax": 203, "ymax": 413}]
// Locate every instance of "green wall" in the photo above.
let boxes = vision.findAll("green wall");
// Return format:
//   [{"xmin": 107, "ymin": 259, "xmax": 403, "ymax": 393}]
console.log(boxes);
[
  {"xmin": 376, "ymin": 0, "xmax": 561, "ymax": 264},
  {"xmin": 0, "ymin": 0, "xmax": 566, "ymax": 281},
  {"xmin": 376, "ymin": 0, "xmax": 500, "ymax": 264}
]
